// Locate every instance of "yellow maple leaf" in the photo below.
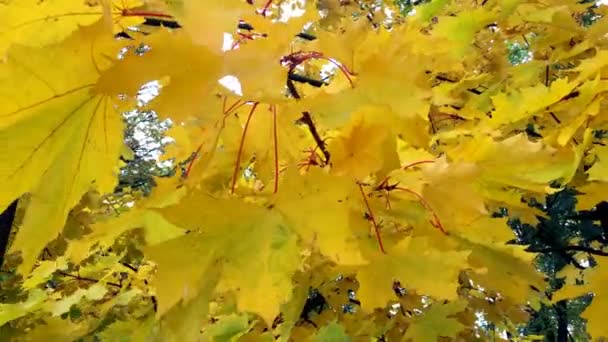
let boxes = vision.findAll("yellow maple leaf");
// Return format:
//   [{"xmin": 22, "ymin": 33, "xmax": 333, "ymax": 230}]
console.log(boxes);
[
  {"xmin": 403, "ymin": 300, "xmax": 467, "ymax": 342},
  {"xmin": 554, "ymin": 257, "xmax": 608, "ymax": 339},
  {"xmin": 274, "ymin": 169, "xmax": 367, "ymax": 265},
  {"xmin": 97, "ymin": 28, "xmax": 222, "ymax": 120},
  {"xmin": 0, "ymin": 289, "xmax": 46, "ymax": 326},
  {"xmin": 0, "ymin": 0, "xmax": 143, "ymax": 56},
  {"xmin": 575, "ymin": 181, "xmax": 608, "ymax": 211},
  {"xmin": 431, "ymin": 8, "xmax": 496, "ymax": 58},
  {"xmin": 0, "ymin": 21, "xmax": 127, "ymax": 274},
  {"xmin": 357, "ymin": 237, "xmax": 470, "ymax": 310},
  {"xmin": 452, "ymin": 217, "xmax": 544, "ymax": 303},
  {"xmin": 488, "ymin": 78, "xmax": 576, "ymax": 128},
  {"xmin": 575, "ymin": 49, "xmax": 608, "ymax": 81},
  {"xmin": 22, "ymin": 257, "xmax": 68, "ymax": 289},
  {"xmin": 329, "ymin": 106, "xmax": 401, "ymax": 180},
  {"xmin": 158, "ymin": 269, "xmax": 219, "ymax": 342},
  {"xmin": 421, "ymin": 158, "xmax": 488, "ymax": 229},
  {"xmin": 448, "ymin": 133, "xmax": 579, "ymax": 194},
  {"xmin": 65, "ymin": 208, "xmax": 185, "ymax": 264},
  {"xmin": 24, "ymin": 316, "xmax": 90, "ymax": 342},
  {"xmin": 45, "ymin": 283, "xmax": 107, "ymax": 316},
  {"xmin": 160, "ymin": 0, "xmax": 252, "ymax": 52},
  {"xmin": 148, "ymin": 192, "xmax": 301, "ymax": 324},
  {"xmin": 587, "ymin": 145, "xmax": 608, "ymax": 182}
]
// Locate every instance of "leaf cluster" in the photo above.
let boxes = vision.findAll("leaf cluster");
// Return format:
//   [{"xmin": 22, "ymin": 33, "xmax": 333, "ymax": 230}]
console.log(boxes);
[{"xmin": 1, "ymin": 0, "xmax": 608, "ymax": 340}]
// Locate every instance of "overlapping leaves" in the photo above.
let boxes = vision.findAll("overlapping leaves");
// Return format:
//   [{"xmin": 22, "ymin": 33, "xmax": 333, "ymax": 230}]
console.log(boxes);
[{"xmin": 1, "ymin": 0, "xmax": 608, "ymax": 340}]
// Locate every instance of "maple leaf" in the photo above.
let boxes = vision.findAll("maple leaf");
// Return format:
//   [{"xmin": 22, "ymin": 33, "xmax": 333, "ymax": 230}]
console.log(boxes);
[
  {"xmin": 488, "ymin": 78, "xmax": 577, "ymax": 128},
  {"xmin": 313, "ymin": 321, "xmax": 351, "ymax": 342},
  {"xmin": 160, "ymin": 0, "xmax": 252, "ymax": 52},
  {"xmin": 0, "ymin": 0, "xmax": 143, "ymax": 56},
  {"xmin": 0, "ymin": 289, "xmax": 46, "ymax": 326},
  {"xmin": 200, "ymin": 313, "xmax": 253, "ymax": 341},
  {"xmin": 575, "ymin": 181, "xmax": 608, "ymax": 211},
  {"xmin": 3, "ymin": 0, "xmax": 608, "ymax": 339},
  {"xmin": 587, "ymin": 145, "xmax": 608, "ymax": 182},
  {"xmin": 329, "ymin": 106, "xmax": 401, "ymax": 180},
  {"xmin": 46, "ymin": 283, "xmax": 107, "ymax": 316},
  {"xmin": 446, "ymin": 133, "xmax": 580, "ymax": 194},
  {"xmin": 554, "ymin": 257, "xmax": 608, "ymax": 339},
  {"xmin": 273, "ymin": 170, "xmax": 368, "ymax": 266},
  {"xmin": 420, "ymin": 158, "xmax": 488, "ymax": 229},
  {"xmin": 22, "ymin": 257, "xmax": 68, "ymax": 289},
  {"xmin": 356, "ymin": 237, "xmax": 470, "ymax": 310},
  {"xmin": 0, "ymin": 21, "xmax": 127, "ymax": 274},
  {"xmin": 66, "ymin": 208, "xmax": 185, "ymax": 264},
  {"xmin": 431, "ymin": 8, "xmax": 497, "ymax": 58},
  {"xmin": 403, "ymin": 300, "xmax": 467, "ymax": 342},
  {"xmin": 24, "ymin": 316, "xmax": 91, "ymax": 341},
  {"xmin": 147, "ymin": 192, "xmax": 300, "ymax": 324},
  {"xmin": 157, "ymin": 270, "xmax": 219, "ymax": 342},
  {"xmin": 453, "ymin": 217, "xmax": 544, "ymax": 303},
  {"xmin": 97, "ymin": 28, "xmax": 223, "ymax": 120}
]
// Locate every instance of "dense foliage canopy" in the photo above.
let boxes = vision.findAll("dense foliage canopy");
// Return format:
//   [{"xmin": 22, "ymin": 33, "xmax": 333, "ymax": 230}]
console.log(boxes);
[{"xmin": 1, "ymin": 0, "xmax": 608, "ymax": 340}]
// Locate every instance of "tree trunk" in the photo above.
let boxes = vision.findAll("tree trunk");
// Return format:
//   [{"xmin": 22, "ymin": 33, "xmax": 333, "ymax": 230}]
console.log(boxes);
[
  {"xmin": 555, "ymin": 301, "xmax": 569, "ymax": 342},
  {"xmin": 0, "ymin": 199, "xmax": 18, "ymax": 268}
]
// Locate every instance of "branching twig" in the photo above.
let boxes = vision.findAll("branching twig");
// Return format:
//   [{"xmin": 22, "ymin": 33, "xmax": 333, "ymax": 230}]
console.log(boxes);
[
  {"xmin": 297, "ymin": 112, "xmax": 330, "ymax": 165},
  {"xmin": 358, "ymin": 183, "xmax": 386, "ymax": 254}
]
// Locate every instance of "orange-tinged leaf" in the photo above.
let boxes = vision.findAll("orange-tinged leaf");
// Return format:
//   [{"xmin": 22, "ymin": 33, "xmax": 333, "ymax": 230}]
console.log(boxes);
[
  {"xmin": 421, "ymin": 158, "xmax": 488, "ymax": 229},
  {"xmin": 329, "ymin": 106, "xmax": 400, "ymax": 180}
]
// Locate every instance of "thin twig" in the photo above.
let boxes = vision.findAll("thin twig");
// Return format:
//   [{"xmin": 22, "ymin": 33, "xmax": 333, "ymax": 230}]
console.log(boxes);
[
  {"xmin": 57, "ymin": 270, "xmax": 121, "ymax": 288},
  {"xmin": 297, "ymin": 112, "xmax": 330, "ymax": 165},
  {"xmin": 231, "ymin": 102, "xmax": 259, "ymax": 194},
  {"xmin": 358, "ymin": 183, "xmax": 386, "ymax": 254},
  {"xmin": 402, "ymin": 160, "xmax": 435, "ymax": 171},
  {"xmin": 394, "ymin": 186, "xmax": 447, "ymax": 234},
  {"xmin": 272, "ymin": 105, "xmax": 279, "ymax": 193},
  {"xmin": 121, "ymin": 262, "xmax": 138, "ymax": 272}
]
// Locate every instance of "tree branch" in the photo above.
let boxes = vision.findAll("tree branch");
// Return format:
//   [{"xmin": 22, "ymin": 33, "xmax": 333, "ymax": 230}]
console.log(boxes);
[
  {"xmin": 57, "ymin": 270, "xmax": 121, "ymax": 288},
  {"xmin": 0, "ymin": 199, "xmax": 18, "ymax": 268},
  {"xmin": 527, "ymin": 245, "xmax": 608, "ymax": 257},
  {"xmin": 288, "ymin": 73, "xmax": 327, "ymax": 88}
]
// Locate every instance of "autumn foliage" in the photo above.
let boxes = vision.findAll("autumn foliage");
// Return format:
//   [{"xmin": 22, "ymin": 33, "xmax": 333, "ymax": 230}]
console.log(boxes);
[{"xmin": 2, "ymin": 0, "xmax": 608, "ymax": 340}]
